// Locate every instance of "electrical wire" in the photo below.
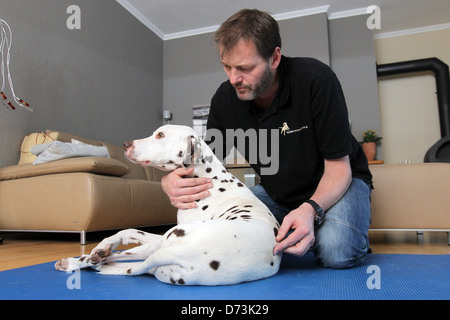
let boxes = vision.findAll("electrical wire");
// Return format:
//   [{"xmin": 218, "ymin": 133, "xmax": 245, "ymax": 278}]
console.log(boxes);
[{"xmin": 0, "ymin": 19, "xmax": 32, "ymax": 111}]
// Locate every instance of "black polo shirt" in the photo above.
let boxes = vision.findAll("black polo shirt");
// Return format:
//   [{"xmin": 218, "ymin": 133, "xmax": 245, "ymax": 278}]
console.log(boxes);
[{"xmin": 206, "ymin": 56, "xmax": 372, "ymax": 209}]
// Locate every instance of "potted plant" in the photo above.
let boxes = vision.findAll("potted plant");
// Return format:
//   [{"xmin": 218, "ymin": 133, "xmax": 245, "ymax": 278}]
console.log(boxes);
[{"xmin": 361, "ymin": 129, "xmax": 382, "ymax": 161}]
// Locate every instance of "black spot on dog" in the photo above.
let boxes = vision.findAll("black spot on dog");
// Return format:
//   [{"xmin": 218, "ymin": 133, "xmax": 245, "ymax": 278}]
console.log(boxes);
[
  {"xmin": 137, "ymin": 231, "xmax": 145, "ymax": 235},
  {"xmin": 167, "ymin": 160, "xmax": 174, "ymax": 164},
  {"xmin": 270, "ymin": 261, "xmax": 274, "ymax": 266},
  {"xmin": 219, "ymin": 188, "xmax": 226, "ymax": 192},
  {"xmin": 167, "ymin": 228, "xmax": 186, "ymax": 239},
  {"xmin": 273, "ymin": 227, "xmax": 278, "ymax": 238},
  {"xmin": 178, "ymin": 278, "xmax": 185, "ymax": 285},
  {"xmin": 209, "ymin": 260, "xmax": 220, "ymax": 270},
  {"xmin": 219, "ymin": 206, "xmax": 238, "ymax": 218},
  {"xmin": 235, "ymin": 210, "xmax": 251, "ymax": 214},
  {"xmin": 237, "ymin": 183, "xmax": 244, "ymax": 187},
  {"xmin": 130, "ymin": 237, "xmax": 143, "ymax": 245},
  {"xmin": 170, "ymin": 277, "xmax": 176, "ymax": 284},
  {"xmin": 240, "ymin": 214, "xmax": 252, "ymax": 219},
  {"xmin": 212, "ymin": 176, "xmax": 218, "ymax": 180},
  {"xmin": 244, "ymin": 205, "xmax": 253, "ymax": 208},
  {"xmin": 183, "ymin": 159, "xmax": 191, "ymax": 168},
  {"xmin": 127, "ymin": 268, "xmax": 132, "ymax": 274},
  {"xmin": 178, "ymin": 151, "xmax": 183, "ymax": 157},
  {"xmin": 202, "ymin": 205, "xmax": 209, "ymax": 211},
  {"xmin": 206, "ymin": 167, "xmax": 212, "ymax": 173}
]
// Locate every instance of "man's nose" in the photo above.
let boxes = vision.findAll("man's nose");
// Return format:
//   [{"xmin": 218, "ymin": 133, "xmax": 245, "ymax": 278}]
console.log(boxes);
[{"xmin": 229, "ymin": 69, "xmax": 243, "ymax": 85}]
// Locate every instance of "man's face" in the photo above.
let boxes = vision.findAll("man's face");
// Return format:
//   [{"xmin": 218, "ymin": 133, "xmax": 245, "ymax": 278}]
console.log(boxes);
[{"xmin": 220, "ymin": 39, "xmax": 276, "ymax": 101}]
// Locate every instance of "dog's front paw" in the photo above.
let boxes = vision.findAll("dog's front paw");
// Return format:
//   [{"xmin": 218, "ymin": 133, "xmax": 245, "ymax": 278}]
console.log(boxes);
[{"xmin": 55, "ymin": 258, "xmax": 70, "ymax": 271}]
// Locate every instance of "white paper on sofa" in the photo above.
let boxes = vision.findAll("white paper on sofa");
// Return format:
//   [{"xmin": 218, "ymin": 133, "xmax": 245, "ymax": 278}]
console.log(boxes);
[{"xmin": 31, "ymin": 141, "xmax": 110, "ymax": 165}]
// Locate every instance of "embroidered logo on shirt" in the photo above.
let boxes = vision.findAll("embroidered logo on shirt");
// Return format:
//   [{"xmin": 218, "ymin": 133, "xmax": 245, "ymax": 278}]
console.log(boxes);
[{"xmin": 279, "ymin": 122, "xmax": 308, "ymax": 136}]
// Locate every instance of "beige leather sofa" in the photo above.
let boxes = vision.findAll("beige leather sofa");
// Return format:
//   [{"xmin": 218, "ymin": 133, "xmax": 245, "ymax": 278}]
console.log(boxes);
[
  {"xmin": 1, "ymin": 130, "xmax": 448, "ymax": 246},
  {"xmin": 0, "ymin": 130, "xmax": 177, "ymax": 244},
  {"xmin": 370, "ymin": 163, "xmax": 450, "ymax": 244}
]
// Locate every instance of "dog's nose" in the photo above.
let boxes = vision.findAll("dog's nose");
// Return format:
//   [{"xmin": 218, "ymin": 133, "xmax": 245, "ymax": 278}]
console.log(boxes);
[{"xmin": 123, "ymin": 141, "xmax": 133, "ymax": 150}]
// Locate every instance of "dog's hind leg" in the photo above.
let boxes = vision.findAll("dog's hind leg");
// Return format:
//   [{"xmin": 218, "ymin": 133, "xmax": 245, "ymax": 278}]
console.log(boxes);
[
  {"xmin": 104, "ymin": 239, "xmax": 162, "ymax": 263},
  {"xmin": 89, "ymin": 229, "xmax": 162, "ymax": 263},
  {"xmin": 97, "ymin": 246, "xmax": 185, "ymax": 277},
  {"xmin": 55, "ymin": 229, "xmax": 162, "ymax": 272}
]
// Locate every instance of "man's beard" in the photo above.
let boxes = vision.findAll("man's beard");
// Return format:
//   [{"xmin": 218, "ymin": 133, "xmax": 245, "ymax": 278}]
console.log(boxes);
[{"xmin": 234, "ymin": 64, "xmax": 275, "ymax": 101}]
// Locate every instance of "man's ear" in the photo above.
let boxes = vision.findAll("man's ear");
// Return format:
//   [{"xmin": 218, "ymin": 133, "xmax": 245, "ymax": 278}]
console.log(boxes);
[{"xmin": 270, "ymin": 47, "xmax": 282, "ymax": 70}]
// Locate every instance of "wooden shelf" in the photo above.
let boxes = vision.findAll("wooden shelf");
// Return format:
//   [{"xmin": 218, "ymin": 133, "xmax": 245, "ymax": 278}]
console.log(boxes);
[{"xmin": 368, "ymin": 160, "xmax": 384, "ymax": 165}]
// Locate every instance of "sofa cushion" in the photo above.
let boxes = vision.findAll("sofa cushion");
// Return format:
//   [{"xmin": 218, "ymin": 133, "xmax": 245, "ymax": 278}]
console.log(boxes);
[
  {"xmin": 45, "ymin": 129, "xmax": 103, "ymax": 146},
  {"xmin": 31, "ymin": 141, "xmax": 110, "ymax": 165},
  {"xmin": 19, "ymin": 131, "xmax": 59, "ymax": 164},
  {"xmin": 18, "ymin": 130, "xmax": 103, "ymax": 165},
  {"xmin": 0, "ymin": 157, "xmax": 130, "ymax": 181}
]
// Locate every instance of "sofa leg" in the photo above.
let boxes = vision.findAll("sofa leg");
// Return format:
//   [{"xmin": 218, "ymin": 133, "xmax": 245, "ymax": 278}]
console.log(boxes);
[
  {"xmin": 416, "ymin": 231, "xmax": 424, "ymax": 244},
  {"xmin": 80, "ymin": 231, "xmax": 86, "ymax": 245},
  {"xmin": 448, "ymin": 232, "xmax": 450, "ymax": 246}
]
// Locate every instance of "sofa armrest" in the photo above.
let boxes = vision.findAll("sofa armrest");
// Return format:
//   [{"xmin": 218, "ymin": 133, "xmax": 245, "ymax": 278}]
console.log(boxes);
[
  {"xmin": 0, "ymin": 157, "xmax": 130, "ymax": 181},
  {"xmin": 370, "ymin": 163, "xmax": 450, "ymax": 230}
]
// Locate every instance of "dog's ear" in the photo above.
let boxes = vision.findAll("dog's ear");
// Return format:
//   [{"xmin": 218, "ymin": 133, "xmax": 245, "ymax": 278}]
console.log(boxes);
[{"xmin": 182, "ymin": 135, "xmax": 202, "ymax": 168}]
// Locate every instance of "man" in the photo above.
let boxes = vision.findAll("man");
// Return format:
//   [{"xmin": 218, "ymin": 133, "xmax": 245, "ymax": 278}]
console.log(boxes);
[{"xmin": 162, "ymin": 9, "xmax": 372, "ymax": 269}]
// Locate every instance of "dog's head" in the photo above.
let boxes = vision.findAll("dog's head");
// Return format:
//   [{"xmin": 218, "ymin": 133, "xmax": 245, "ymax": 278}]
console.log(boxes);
[{"xmin": 123, "ymin": 125, "xmax": 202, "ymax": 171}]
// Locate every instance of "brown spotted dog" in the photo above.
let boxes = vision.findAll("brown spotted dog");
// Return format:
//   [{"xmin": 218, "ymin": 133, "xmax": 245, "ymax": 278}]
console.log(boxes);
[{"xmin": 55, "ymin": 125, "xmax": 281, "ymax": 285}]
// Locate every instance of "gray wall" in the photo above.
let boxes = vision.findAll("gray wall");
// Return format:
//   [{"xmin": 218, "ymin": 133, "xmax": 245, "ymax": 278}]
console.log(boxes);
[
  {"xmin": 163, "ymin": 33, "xmax": 226, "ymax": 126},
  {"xmin": 279, "ymin": 13, "xmax": 330, "ymax": 65},
  {"xmin": 329, "ymin": 14, "xmax": 382, "ymax": 155},
  {"xmin": 0, "ymin": 0, "xmax": 163, "ymax": 166}
]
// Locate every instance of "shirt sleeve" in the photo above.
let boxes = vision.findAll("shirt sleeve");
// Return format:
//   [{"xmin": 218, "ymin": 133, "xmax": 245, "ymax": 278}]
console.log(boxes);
[{"xmin": 310, "ymin": 74, "xmax": 353, "ymax": 159}]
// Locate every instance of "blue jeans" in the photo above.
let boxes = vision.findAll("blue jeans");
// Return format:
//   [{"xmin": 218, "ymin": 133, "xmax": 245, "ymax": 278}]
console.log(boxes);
[{"xmin": 250, "ymin": 178, "xmax": 372, "ymax": 269}]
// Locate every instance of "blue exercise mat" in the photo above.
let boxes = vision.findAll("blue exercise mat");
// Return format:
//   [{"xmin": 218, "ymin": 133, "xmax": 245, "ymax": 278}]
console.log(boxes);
[{"xmin": 0, "ymin": 253, "xmax": 448, "ymax": 300}]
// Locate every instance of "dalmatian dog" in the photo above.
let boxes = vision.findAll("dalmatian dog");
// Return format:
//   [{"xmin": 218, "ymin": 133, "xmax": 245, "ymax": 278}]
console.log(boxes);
[{"xmin": 55, "ymin": 125, "xmax": 282, "ymax": 286}]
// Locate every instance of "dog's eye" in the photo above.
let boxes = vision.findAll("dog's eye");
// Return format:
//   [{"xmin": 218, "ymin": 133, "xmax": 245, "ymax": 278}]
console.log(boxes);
[{"xmin": 155, "ymin": 132, "xmax": 165, "ymax": 139}]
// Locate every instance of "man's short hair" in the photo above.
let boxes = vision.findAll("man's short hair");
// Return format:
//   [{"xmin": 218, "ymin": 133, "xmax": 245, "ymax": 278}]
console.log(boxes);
[{"xmin": 214, "ymin": 9, "xmax": 281, "ymax": 60}]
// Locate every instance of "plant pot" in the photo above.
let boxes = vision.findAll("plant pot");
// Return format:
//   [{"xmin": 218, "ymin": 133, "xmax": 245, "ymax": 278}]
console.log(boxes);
[{"xmin": 362, "ymin": 142, "xmax": 376, "ymax": 161}]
